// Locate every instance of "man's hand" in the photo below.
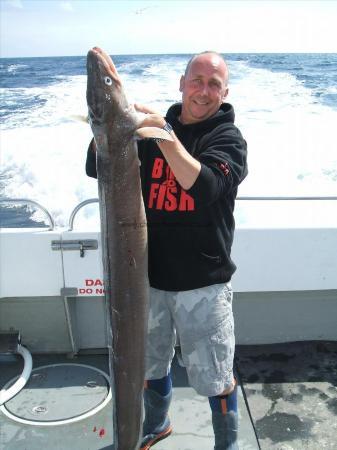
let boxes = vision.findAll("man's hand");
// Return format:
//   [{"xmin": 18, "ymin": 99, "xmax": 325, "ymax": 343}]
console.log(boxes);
[
  {"xmin": 134, "ymin": 103, "xmax": 201, "ymax": 190},
  {"xmin": 134, "ymin": 103, "xmax": 166, "ymax": 129},
  {"xmin": 134, "ymin": 103, "xmax": 157, "ymax": 115}
]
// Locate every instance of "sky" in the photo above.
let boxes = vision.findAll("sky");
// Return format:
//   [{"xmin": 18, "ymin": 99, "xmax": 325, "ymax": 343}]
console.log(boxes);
[{"xmin": 1, "ymin": 0, "xmax": 337, "ymax": 57}]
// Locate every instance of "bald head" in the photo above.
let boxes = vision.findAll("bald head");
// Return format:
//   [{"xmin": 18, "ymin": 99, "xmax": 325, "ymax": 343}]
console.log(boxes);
[{"xmin": 184, "ymin": 51, "xmax": 229, "ymax": 86}]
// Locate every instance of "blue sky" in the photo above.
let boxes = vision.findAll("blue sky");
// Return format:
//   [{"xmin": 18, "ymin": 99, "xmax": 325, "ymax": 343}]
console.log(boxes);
[{"xmin": 1, "ymin": 0, "xmax": 337, "ymax": 57}]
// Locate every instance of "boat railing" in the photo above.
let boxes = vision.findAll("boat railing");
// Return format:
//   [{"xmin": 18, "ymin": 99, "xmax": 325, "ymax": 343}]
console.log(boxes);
[
  {"xmin": 68, "ymin": 198, "xmax": 99, "ymax": 231},
  {"xmin": 237, "ymin": 196, "xmax": 337, "ymax": 201},
  {"xmin": 1, "ymin": 197, "xmax": 337, "ymax": 230},
  {"xmin": 0, "ymin": 198, "xmax": 55, "ymax": 230},
  {"xmin": 68, "ymin": 196, "xmax": 337, "ymax": 231}
]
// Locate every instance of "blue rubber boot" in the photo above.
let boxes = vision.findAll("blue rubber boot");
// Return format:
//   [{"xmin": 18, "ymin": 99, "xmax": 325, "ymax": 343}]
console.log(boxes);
[
  {"xmin": 212, "ymin": 410, "xmax": 239, "ymax": 450},
  {"xmin": 140, "ymin": 388, "xmax": 172, "ymax": 449}
]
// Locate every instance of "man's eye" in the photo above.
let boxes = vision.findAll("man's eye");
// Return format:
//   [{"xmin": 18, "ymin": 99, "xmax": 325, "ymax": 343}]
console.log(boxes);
[
  {"xmin": 104, "ymin": 77, "xmax": 112, "ymax": 86},
  {"xmin": 210, "ymin": 81, "xmax": 221, "ymax": 88}
]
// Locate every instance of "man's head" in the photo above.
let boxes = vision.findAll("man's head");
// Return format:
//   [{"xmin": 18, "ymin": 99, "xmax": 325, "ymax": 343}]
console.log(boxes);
[{"xmin": 179, "ymin": 51, "xmax": 229, "ymax": 125}]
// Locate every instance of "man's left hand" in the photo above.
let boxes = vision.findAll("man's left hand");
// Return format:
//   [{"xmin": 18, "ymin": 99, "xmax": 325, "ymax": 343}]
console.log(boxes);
[{"xmin": 134, "ymin": 103, "xmax": 166, "ymax": 129}]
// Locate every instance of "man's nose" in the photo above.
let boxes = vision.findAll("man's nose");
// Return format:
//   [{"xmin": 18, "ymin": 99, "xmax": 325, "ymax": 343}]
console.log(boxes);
[{"xmin": 199, "ymin": 83, "xmax": 209, "ymax": 96}]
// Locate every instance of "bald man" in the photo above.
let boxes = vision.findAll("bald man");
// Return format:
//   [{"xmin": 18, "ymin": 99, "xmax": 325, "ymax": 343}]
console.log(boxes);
[{"xmin": 86, "ymin": 51, "xmax": 248, "ymax": 450}]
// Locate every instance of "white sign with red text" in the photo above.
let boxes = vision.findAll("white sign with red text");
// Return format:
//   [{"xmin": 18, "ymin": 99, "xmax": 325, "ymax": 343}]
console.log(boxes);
[{"xmin": 78, "ymin": 278, "xmax": 105, "ymax": 296}]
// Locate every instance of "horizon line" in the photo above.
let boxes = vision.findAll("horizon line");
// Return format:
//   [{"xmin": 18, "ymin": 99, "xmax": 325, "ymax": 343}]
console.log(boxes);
[{"xmin": 1, "ymin": 51, "xmax": 337, "ymax": 59}]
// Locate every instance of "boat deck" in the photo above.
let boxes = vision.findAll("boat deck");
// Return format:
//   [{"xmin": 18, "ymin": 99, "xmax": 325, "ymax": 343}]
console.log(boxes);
[{"xmin": 1, "ymin": 341, "xmax": 336, "ymax": 450}]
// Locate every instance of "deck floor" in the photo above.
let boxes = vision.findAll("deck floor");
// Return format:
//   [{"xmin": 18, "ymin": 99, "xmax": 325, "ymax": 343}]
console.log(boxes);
[
  {"xmin": 1, "ymin": 341, "xmax": 336, "ymax": 450},
  {"xmin": 236, "ymin": 341, "xmax": 337, "ymax": 450}
]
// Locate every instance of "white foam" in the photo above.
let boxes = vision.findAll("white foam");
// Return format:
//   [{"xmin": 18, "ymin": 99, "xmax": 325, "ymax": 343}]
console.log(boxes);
[
  {"xmin": 1, "ymin": 75, "xmax": 88, "ymax": 130},
  {"xmin": 228, "ymin": 60, "xmax": 337, "ymax": 197},
  {"xmin": 2, "ymin": 123, "xmax": 97, "ymax": 227},
  {"xmin": 2, "ymin": 59, "xmax": 337, "ymax": 228},
  {"xmin": 7, "ymin": 64, "xmax": 28, "ymax": 73}
]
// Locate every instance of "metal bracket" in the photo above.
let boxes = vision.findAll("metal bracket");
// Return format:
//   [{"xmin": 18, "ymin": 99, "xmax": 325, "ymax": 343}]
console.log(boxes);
[
  {"xmin": 51, "ymin": 239, "xmax": 98, "ymax": 258},
  {"xmin": 0, "ymin": 331, "xmax": 21, "ymax": 354},
  {"xmin": 61, "ymin": 287, "xmax": 78, "ymax": 297},
  {"xmin": 60, "ymin": 289, "xmax": 79, "ymax": 356}
]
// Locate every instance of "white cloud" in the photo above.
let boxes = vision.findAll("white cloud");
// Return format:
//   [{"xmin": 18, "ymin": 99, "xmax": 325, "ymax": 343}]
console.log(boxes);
[
  {"xmin": 60, "ymin": 2, "xmax": 74, "ymax": 12},
  {"xmin": 5, "ymin": 0, "xmax": 23, "ymax": 9}
]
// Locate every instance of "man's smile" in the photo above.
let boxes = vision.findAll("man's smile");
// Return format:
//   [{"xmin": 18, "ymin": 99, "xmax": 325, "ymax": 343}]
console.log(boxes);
[{"xmin": 193, "ymin": 99, "xmax": 209, "ymax": 105}]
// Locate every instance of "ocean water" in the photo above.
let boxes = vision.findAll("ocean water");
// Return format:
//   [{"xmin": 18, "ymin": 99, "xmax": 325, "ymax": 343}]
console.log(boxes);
[{"xmin": 1, "ymin": 53, "xmax": 337, "ymax": 229}]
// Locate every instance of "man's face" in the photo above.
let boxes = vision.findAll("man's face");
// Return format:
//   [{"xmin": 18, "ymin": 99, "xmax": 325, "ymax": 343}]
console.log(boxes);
[{"xmin": 179, "ymin": 54, "xmax": 229, "ymax": 125}]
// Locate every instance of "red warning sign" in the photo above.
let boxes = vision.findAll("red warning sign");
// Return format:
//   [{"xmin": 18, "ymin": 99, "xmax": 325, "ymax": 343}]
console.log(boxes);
[{"xmin": 78, "ymin": 279, "xmax": 105, "ymax": 295}]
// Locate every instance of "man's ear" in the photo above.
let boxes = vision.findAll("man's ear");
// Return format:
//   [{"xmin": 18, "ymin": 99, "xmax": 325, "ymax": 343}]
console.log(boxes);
[
  {"xmin": 179, "ymin": 75, "xmax": 185, "ymax": 93},
  {"xmin": 222, "ymin": 87, "xmax": 229, "ymax": 101}
]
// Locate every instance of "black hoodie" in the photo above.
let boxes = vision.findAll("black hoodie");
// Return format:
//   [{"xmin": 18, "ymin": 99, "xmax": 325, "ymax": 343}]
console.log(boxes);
[{"xmin": 86, "ymin": 102, "xmax": 247, "ymax": 291}]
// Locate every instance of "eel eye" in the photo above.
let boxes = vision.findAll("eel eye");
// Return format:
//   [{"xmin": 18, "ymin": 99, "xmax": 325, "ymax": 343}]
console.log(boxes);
[{"xmin": 104, "ymin": 77, "xmax": 112, "ymax": 86}]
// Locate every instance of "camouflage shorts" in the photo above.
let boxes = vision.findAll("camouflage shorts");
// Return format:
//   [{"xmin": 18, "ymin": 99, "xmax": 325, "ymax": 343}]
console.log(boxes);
[{"xmin": 145, "ymin": 283, "xmax": 235, "ymax": 397}]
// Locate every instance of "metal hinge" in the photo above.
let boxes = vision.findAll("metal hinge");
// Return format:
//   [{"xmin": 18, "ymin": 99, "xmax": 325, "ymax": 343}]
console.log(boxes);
[{"xmin": 51, "ymin": 239, "xmax": 98, "ymax": 257}]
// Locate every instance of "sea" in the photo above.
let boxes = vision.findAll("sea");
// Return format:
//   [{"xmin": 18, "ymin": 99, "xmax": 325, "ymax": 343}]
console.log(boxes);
[{"xmin": 1, "ymin": 53, "xmax": 337, "ymax": 229}]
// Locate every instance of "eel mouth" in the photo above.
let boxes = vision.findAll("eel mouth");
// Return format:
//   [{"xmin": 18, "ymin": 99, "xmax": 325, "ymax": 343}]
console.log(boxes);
[
  {"xmin": 86, "ymin": 48, "xmax": 122, "ymax": 124},
  {"xmin": 86, "ymin": 50, "xmax": 105, "ymax": 123}
]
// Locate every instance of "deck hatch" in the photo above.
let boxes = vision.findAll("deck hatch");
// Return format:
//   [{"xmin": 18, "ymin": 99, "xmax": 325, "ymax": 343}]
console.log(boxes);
[{"xmin": 1, "ymin": 363, "xmax": 111, "ymax": 425}]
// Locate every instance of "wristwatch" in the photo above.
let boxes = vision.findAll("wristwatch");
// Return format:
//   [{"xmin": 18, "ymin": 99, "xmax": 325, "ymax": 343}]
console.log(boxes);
[
  {"xmin": 155, "ymin": 122, "xmax": 173, "ymax": 143},
  {"xmin": 163, "ymin": 122, "xmax": 173, "ymax": 134}
]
